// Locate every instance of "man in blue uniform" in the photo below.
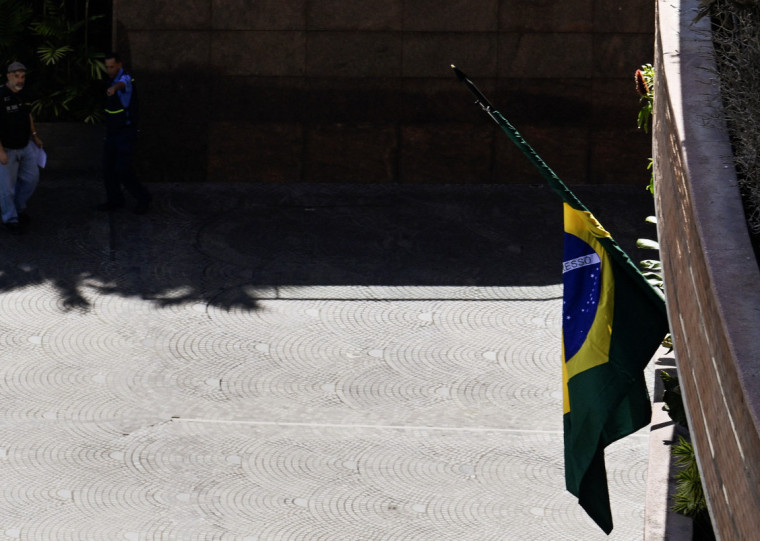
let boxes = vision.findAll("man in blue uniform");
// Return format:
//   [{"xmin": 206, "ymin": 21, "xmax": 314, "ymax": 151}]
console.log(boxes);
[
  {"xmin": 96, "ymin": 52, "xmax": 151, "ymax": 214},
  {"xmin": 0, "ymin": 62, "xmax": 43, "ymax": 234}
]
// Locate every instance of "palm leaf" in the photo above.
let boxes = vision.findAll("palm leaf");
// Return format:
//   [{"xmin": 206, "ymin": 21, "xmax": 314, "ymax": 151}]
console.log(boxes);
[
  {"xmin": 636, "ymin": 238, "xmax": 660, "ymax": 250},
  {"xmin": 37, "ymin": 43, "xmax": 74, "ymax": 65},
  {"xmin": 0, "ymin": 0, "xmax": 34, "ymax": 52}
]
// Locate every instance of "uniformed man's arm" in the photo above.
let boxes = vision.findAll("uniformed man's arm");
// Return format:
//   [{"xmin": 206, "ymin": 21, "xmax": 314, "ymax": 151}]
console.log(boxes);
[{"xmin": 106, "ymin": 81, "xmax": 126, "ymax": 97}]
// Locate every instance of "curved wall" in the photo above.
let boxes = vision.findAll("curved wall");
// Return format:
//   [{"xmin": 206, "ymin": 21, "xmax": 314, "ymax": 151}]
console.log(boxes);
[{"xmin": 654, "ymin": 0, "xmax": 760, "ymax": 538}]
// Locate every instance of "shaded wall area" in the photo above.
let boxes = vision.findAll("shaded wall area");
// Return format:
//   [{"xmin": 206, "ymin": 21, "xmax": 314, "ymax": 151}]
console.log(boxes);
[{"xmin": 115, "ymin": 1, "xmax": 654, "ymax": 184}]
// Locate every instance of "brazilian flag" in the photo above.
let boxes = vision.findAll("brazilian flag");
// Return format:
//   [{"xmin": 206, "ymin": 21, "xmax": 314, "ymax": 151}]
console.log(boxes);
[
  {"xmin": 450, "ymin": 65, "xmax": 670, "ymax": 534},
  {"xmin": 562, "ymin": 201, "xmax": 669, "ymax": 534}
]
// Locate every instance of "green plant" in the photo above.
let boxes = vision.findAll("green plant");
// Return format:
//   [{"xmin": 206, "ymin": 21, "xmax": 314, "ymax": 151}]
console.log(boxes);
[
  {"xmin": 637, "ymin": 216, "xmax": 664, "ymax": 289},
  {"xmin": 668, "ymin": 422, "xmax": 717, "ymax": 540},
  {"xmin": 672, "ymin": 436, "xmax": 716, "ymax": 541},
  {"xmin": 672, "ymin": 437, "xmax": 706, "ymax": 517},
  {"xmin": 632, "ymin": 66, "xmax": 672, "ymax": 348},
  {"xmin": 0, "ymin": 1, "xmax": 34, "ymax": 60},
  {"xmin": 635, "ymin": 64, "xmax": 655, "ymax": 193},
  {"xmin": 636, "ymin": 216, "xmax": 673, "ymax": 348},
  {"xmin": 660, "ymin": 371, "xmax": 688, "ymax": 428},
  {"xmin": 29, "ymin": 0, "xmax": 107, "ymax": 123},
  {"xmin": 1, "ymin": 0, "xmax": 109, "ymax": 123},
  {"xmin": 646, "ymin": 157, "xmax": 654, "ymax": 195},
  {"xmin": 635, "ymin": 63, "xmax": 654, "ymax": 133},
  {"xmin": 660, "ymin": 373, "xmax": 714, "ymax": 538}
]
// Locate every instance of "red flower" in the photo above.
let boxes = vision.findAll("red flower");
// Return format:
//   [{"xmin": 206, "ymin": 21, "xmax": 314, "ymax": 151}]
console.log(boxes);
[{"xmin": 635, "ymin": 69, "xmax": 650, "ymax": 97}]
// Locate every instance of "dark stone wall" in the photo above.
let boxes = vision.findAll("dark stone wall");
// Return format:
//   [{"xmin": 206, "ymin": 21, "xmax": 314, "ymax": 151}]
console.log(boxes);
[{"xmin": 116, "ymin": 0, "xmax": 654, "ymax": 184}]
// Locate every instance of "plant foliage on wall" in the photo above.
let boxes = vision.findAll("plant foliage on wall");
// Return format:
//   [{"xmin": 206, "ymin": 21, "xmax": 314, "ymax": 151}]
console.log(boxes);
[{"xmin": 0, "ymin": 0, "xmax": 110, "ymax": 123}]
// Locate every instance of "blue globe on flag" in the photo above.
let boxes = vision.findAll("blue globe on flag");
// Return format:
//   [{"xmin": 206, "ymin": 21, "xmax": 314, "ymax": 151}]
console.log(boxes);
[{"xmin": 562, "ymin": 233, "xmax": 602, "ymax": 361}]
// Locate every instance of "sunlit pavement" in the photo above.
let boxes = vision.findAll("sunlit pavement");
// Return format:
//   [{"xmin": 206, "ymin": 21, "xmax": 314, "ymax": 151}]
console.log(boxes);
[{"xmin": 0, "ymin": 179, "xmax": 657, "ymax": 540}]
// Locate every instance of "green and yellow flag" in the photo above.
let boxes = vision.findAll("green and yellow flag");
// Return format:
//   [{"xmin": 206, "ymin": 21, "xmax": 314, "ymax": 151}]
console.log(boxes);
[
  {"xmin": 561, "ymin": 202, "xmax": 668, "ymax": 534},
  {"xmin": 452, "ymin": 65, "xmax": 670, "ymax": 533}
]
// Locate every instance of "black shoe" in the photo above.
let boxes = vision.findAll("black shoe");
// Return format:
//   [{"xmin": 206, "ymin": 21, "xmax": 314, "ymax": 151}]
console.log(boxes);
[
  {"xmin": 95, "ymin": 201, "xmax": 124, "ymax": 212},
  {"xmin": 5, "ymin": 221, "xmax": 24, "ymax": 235},
  {"xmin": 133, "ymin": 198, "xmax": 151, "ymax": 215},
  {"xmin": 18, "ymin": 212, "xmax": 30, "ymax": 225}
]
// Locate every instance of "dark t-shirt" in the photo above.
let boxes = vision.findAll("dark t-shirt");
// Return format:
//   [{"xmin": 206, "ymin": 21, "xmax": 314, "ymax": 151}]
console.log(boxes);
[{"xmin": 0, "ymin": 85, "xmax": 31, "ymax": 149}]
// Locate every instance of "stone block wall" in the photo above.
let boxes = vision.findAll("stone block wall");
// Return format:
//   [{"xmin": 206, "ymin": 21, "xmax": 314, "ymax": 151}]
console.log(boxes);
[
  {"xmin": 654, "ymin": 1, "xmax": 760, "ymax": 537},
  {"xmin": 114, "ymin": 0, "xmax": 654, "ymax": 183}
]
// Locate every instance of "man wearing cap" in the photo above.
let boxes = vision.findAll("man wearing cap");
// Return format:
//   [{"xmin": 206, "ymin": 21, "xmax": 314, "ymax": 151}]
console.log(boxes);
[{"xmin": 0, "ymin": 61, "xmax": 43, "ymax": 234}]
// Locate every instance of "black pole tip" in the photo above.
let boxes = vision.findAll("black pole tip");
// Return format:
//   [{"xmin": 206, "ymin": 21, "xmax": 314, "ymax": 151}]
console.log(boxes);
[{"xmin": 451, "ymin": 65, "xmax": 466, "ymax": 81}]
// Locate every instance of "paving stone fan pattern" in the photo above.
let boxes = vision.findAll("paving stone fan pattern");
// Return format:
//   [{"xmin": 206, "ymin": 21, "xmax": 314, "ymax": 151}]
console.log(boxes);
[{"xmin": 0, "ymin": 181, "xmax": 655, "ymax": 540}]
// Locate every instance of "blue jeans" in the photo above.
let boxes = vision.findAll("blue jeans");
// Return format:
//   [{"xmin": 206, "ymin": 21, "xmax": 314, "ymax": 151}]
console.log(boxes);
[{"xmin": 0, "ymin": 141, "xmax": 40, "ymax": 223}]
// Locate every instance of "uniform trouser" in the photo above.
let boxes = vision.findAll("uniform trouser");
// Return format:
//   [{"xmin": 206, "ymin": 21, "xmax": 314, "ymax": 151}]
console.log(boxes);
[
  {"xmin": 0, "ymin": 141, "xmax": 40, "ymax": 224},
  {"xmin": 103, "ymin": 128, "xmax": 150, "ymax": 205}
]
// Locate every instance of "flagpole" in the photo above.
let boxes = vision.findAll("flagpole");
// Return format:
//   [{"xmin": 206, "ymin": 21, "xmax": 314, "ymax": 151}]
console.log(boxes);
[
  {"xmin": 451, "ymin": 65, "xmax": 587, "ymax": 210},
  {"xmin": 451, "ymin": 65, "xmax": 668, "ymax": 312}
]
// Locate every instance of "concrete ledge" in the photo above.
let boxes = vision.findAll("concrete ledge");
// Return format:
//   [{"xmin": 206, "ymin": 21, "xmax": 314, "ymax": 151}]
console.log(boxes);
[
  {"xmin": 653, "ymin": 0, "xmax": 760, "ymax": 538},
  {"xmin": 645, "ymin": 354, "xmax": 692, "ymax": 541}
]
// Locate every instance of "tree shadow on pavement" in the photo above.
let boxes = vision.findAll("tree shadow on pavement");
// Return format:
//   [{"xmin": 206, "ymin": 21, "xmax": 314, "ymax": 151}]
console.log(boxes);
[{"xmin": 0, "ymin": 179, "xmax": 657, "ymax": 311}]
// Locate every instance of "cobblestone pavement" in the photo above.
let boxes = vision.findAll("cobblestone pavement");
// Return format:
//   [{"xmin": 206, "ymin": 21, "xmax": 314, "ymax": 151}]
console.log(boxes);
[{"xmin": 0, "ymin": 179, "xmax": 657, "ymax": 540}]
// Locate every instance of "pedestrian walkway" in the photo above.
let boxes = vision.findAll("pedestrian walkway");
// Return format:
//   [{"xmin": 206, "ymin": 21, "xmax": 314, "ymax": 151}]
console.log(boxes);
[{"xmin": 0, "ymin": 179, "xmax": 657, "ymax": 540}]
